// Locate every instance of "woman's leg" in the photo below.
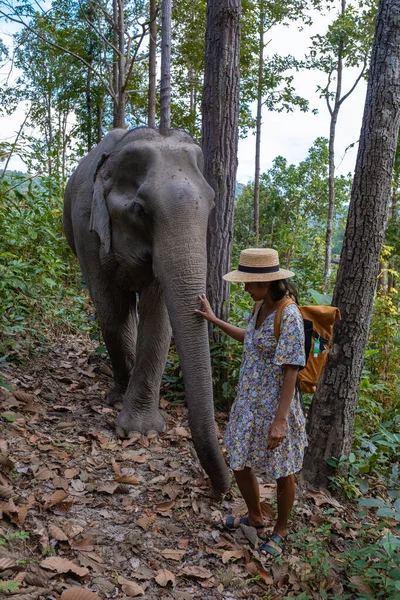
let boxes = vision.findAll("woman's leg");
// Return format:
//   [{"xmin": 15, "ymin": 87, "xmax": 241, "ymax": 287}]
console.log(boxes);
[
  {"xmin": 233, "ymin": 467, "xmax": 264, "ymax": 527},
  {"xmin": 274, "ymin": 473, "xmax": 295, "ymax": 538}
]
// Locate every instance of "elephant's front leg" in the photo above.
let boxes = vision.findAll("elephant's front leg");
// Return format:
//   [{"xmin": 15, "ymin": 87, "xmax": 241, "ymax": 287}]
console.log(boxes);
[{"xmin": 116, "ymin": 283, "xmax": 172, "ymax": 438}]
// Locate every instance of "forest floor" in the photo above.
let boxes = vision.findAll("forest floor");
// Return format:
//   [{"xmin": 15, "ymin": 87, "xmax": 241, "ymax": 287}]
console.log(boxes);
[{"xmin": 0, "ymin": 334, "xmax": 378, "ymax": 600}]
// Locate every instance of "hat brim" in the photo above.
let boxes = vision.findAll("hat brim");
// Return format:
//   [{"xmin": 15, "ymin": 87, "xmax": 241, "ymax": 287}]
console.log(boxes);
[{"xmin": 223, "ymin": 268, "xmax": 295, "ymax": 283}]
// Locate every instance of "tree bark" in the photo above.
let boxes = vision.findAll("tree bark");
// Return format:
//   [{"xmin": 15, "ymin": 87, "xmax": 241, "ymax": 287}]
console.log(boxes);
[
  {"xmin": 253, "ymin": 6, "xmax": 264, "ymax": 241},
  {"xmin": 202, "ymin": 0, "xmax": 241, "ymax": 325},
  {"xmin": 112, "ymin": 0, "xmax": 126, "ymax": 128},
  {"xmin": 148, "ymin": 0, "xmax": 157, "ymax": 128},
  {"xmin": 160, "ymin": 0, "xmax": 172, "ymax": 130},
  {"xmin": 303, "ymin": 0, "xmax": 400, "ymax": 489}
]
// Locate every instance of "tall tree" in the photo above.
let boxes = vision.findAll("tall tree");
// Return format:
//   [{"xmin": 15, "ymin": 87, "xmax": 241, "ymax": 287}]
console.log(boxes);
[
  {"xmin": 240, "ymin": 0, "xmax": 312, "ymax": 239},
  {"xmin": 148, "ymin": 0, "xmax": 157, "ymax": 127},
  {"xmin": 310, "ymin": 0, "xmax": 376, "ymax": 291},
  {"xmin": 1, "ymin": 0, "xmax": 151, "ymax": 130},
  {"xmin": 303, "ymin": 0, "xmax": 400, "ymax": 489},
  {"xmin": 202, "ymin": 0, "xmax": 241, "ymax": 325},
  {"xmin": 170, "ymin": 0, "xmax": 207, "ymax": 138},
  {"xmin": 160, "ymin": 0, "xmax": 172, "ymax": 129}
]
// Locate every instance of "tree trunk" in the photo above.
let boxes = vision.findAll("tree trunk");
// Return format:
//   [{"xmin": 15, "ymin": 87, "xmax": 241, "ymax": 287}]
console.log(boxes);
[
  {"xmin": 322, "ymin": 0, "xmax": 345, "ymax": 293},
  {"xmin": 253, "ymin": 6, "xmax": 264, "ymax": 240},
  {"xmin": 202, "ymin": 0, "xmax": 241, "ymax": 326},
  {"xmin": 96, "ymin": 102, "xmax": 103, "ymax": 144},
  {"xmin": 85, "ymin": 37, "xmax": 94, "ymax": 152},
  {"xmin": 160, "ymin": 0, "xmax": 172, "ymax": 130},
  {"xmin": 148, "ymin": 0, "xmax": 157, "ymax": 128},
  {"xmin": 303, "ymin": 0, "xmax": 400, "ymax": 489},
  {"xmin": 112, "ymin": 0, "xmax": 126, "ymax": 128}
]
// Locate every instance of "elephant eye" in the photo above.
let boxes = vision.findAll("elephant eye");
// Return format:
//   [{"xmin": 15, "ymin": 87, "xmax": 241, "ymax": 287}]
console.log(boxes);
[{"xmin": 132, "ymin": 202, "xmax": 144, "ymax": 216}]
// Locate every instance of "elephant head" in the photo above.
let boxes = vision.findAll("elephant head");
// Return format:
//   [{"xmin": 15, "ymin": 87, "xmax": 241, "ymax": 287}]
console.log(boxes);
[{"xmin": 86, "ymin": 127, "xmax": 231, "ymax": 497}]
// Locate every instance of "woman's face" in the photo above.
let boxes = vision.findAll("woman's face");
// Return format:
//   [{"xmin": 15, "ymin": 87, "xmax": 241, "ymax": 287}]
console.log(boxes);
[{"xmin": 244, "ymin": 281, "xmax": 270, "ymax": 301}]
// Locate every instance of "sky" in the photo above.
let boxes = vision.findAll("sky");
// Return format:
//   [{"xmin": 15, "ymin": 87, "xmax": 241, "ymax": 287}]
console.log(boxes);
[{"xmin": 0, "ymin": 6, "xmax": 368, "ymax": 181}]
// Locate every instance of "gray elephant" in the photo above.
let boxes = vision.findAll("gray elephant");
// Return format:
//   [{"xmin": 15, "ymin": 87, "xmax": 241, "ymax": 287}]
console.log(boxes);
[{"xmin": 63, "ymin": 127, "xmax": 231, "ymax": 497}]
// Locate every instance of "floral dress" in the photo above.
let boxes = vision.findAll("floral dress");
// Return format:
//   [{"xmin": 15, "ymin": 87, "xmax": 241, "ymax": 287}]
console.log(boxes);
[{"xmin": 224, "ymin": 302, "xmax": 307, "ymax": 479}]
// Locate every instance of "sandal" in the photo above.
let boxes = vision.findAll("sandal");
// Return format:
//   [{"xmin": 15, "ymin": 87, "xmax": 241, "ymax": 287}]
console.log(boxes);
[
  {"xmin": 225, "ymin": 515, "xmax": 265, "ymax": 531},
  {"xmin": 259, "ymin": 532, "xmax": 285, "ymax": 558}
]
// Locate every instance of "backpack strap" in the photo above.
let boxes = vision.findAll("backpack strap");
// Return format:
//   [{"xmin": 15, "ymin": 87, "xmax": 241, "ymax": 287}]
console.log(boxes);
[{"xmin": 273, "ymin": 297, "xmax": 295, "ymax": 342}]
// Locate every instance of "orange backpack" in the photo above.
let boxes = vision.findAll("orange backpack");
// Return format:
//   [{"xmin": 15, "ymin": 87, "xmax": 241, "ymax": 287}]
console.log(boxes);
[{"xmin": 273, "ymin": 297, "xmax": 341, "ymax": 393}]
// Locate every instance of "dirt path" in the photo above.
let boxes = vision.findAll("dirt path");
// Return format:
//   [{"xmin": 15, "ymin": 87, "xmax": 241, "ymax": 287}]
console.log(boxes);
[{"xmin": 0, "ymin": 334, "xmax": 354, "ymax": 599}]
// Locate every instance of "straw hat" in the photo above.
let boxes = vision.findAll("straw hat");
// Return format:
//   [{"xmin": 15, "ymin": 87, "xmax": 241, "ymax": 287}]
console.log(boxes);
[{"xmin": 223, "ymin": 248, "xmax": 294, "ymax": 282}]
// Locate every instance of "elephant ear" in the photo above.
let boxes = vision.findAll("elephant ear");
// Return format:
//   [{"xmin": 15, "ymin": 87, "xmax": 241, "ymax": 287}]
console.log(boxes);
[{"xmin": 90, "ymin": 154, "xmax": 111, "ymax": 254}]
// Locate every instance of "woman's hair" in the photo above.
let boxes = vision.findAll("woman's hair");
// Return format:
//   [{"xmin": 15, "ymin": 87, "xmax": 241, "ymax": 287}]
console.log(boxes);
[{"xmin": 268, "ymin": 279, "xmax": 298, "ymax": 303}]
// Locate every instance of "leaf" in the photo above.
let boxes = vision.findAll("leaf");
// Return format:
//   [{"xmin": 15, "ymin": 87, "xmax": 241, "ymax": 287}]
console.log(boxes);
[
  {"xmin": 60, "ymin": 588, "xmax": 102, "ymax": 600},
  {"xmin": 48, "ymin": 524, "xmax": 69, "ymax": 541},
  {"xmin": 359, "ymin": 498, "xmax": 387, "ymax": 508},
  {"xmin": 222, "ymin": 550, "xmax": 245, "ymax": 564},
  {"xmin": 0, "ymin": 454, "xmax": 15, "ymax": 469},
  {"xmin": 64, "ymin": 468, "xmax": 80, "ymax": 479},
  {"xmin": 111, "ymin": 460, "xmax": 121, "ymax": 476},
  {"xmin": 155, "ymin": 568, "xmax": 176, "ymax": 587},
  {"xmin": 0, "ymin": 556, "xmax": 17, "ymax": 570},
  {"xmin": 121, "ymin": 450, "xmax": 148, "ymax": 462},
  {"xmin": 114, "ymin": 474, "xmax": 141, "ymax": 485},
  {"xmin": 118, "ymin": 576, "xmax": 145, "ymax": 596},
  {"xmin": 1, "ymin": 413, "xmax": 17, "ymax": 422},
  {"xmin": 170, "ymin": 426, "xmax": 191, "ymax": 438},
  {"xmin": 71, "ymin": 537, "xmax": 95, "ymax": 552},
  {"xmin": 246, "ymin": 561, "xmax": 274, "ymax": 585},
  {"xmin": 0, "ymin": 484, "xmax": 14, "ymax": 499},
  {"xmin": 156, "ymin": 500, "xmax": 175, "ymax": 512},
  {"xmin": 178, "ymin": 565, "xmax": 213, "ymax": 579},
  {"xmin": 41, "ymin": 557, "xmax": 88, "ymax": 577},
  {"xmin": 137, "ymin": 515, "xmax": 156, "ymax": 531},
  {"xmin": 14, "ymin": 391, "xmax": 35, "ymax": 403},
  {"xmin": 306, "ymin": 489, "xmax": 342, "ymax": 508},
  {"xmin": 36, "ymin": 468, "xmax": 55, "ymax": 481},
  {"xmin": 161, "ymin": 548, "xmax": 186, "ymax": 561},
  {"xmin": 96, "ymin": 482, "xmax": 120, "ymax": 494},
  {"xmin": 308, "ymin": 289, "xmax": 333, "ymax": 305},
  {"xmin": 44, "ymin": 490, "xmax": 69, "ymax": 509},
  {"xmin": 349, "ymin": 575, "xmax": 373, "ymax": 595},
  {"xmin": 122, "ymin": 433, "xmax": 141, "ymax": 447}
]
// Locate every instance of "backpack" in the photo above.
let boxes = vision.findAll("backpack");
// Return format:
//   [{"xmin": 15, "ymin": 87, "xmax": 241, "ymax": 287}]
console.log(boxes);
[{"xmin": 273, "ymin": 297, "xmax": 341, "ymax": 393}]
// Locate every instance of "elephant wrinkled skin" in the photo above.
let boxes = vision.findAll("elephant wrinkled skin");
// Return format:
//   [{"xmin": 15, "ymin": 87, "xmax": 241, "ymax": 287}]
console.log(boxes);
[{"xmin": 63, "ymin": 127, "xmax": 231, "ymax": 497}]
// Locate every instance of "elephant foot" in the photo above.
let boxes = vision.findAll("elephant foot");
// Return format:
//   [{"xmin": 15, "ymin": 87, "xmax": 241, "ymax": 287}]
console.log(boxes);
[
  {"xmin": 115, "ymin": 407, "xmax": 166, "ymax": 439},
  {"xmin": 106, "ymin": 385, "xmax": 126, "ymax": 407}
]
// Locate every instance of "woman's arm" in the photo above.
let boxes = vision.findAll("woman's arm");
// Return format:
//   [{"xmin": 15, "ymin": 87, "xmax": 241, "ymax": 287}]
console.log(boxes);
[
  {"xmin": 267, "ymin": 365, "xmax": 299, "ymax": 450},
  {"xmin": 195, "ymin": 294, "xmax": 245, "ymax": 343}
]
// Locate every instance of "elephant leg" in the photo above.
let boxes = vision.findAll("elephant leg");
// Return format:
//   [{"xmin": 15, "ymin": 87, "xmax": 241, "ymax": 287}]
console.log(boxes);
[
  {"xmin": 116, "ymin": 283, "xmax": 171, "ymax": 438},
  {"xmin": 93, "ymin": 285, "xmax": 137, "ymax": 407}
]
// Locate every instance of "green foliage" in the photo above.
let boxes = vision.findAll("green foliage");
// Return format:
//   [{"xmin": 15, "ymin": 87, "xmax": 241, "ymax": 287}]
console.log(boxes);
[
  {"xmin": 0, "ymin": 174, "xmax": 93, "ymax": 353},
  {"xmin": 0, "ymin": 580, "xmax": 20, "ymax": 592},
  {"xmin": 235, "ymin": 137, "xmax": 352, "ymax": 291},
  {"xmin": 341, "ymin": 529, "xmax": 400, "ymax": 599}
]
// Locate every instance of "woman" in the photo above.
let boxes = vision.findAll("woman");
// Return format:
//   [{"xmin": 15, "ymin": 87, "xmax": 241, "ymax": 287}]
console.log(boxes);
[{"xmin": 196, "ymin": 248, "xmax": 307, "ymax": 558}]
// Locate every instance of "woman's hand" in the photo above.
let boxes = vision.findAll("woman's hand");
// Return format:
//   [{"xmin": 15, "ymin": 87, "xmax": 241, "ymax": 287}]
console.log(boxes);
[
  {"xmin": 267, "ymin": 417, "xmax": 287, "ymax": 450},
  {"xmin": 195, "ymin": 294, "xmax": 217, "ymax": 324}
]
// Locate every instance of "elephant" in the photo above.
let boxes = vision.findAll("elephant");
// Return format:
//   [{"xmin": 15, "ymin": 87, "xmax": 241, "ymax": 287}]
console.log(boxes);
[{"xmin": 63, "ymin": 127, "xmax": 231, "ymax": 497}]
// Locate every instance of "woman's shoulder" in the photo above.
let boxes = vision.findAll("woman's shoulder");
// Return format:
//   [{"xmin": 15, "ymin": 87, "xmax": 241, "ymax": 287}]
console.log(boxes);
[{"xmin": 282, "ymin": 301, "xmax": 302, "ymax": 320}]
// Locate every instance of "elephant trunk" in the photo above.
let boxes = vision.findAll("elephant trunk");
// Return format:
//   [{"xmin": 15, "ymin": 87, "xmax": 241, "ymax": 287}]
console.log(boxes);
[{"xmin": 154, "ymin": 229, "xmax": 231, "ymax": 497}]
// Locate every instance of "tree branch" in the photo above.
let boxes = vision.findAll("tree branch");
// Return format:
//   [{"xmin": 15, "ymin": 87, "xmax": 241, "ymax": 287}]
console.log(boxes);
[
  {"xmin": 1, "ymin": 106, "xmax": 31, "ymax": 179},
  {"xmin": 0, "ymin": 9, "xmax": 117, "ymax": 102},
  {"xmin": 339, "ymin": 56, "xmax": 368, "ymax": 106},
  {"xmin": 78, "ymin": 0, "xmax": 120, "ymax": 57}
]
